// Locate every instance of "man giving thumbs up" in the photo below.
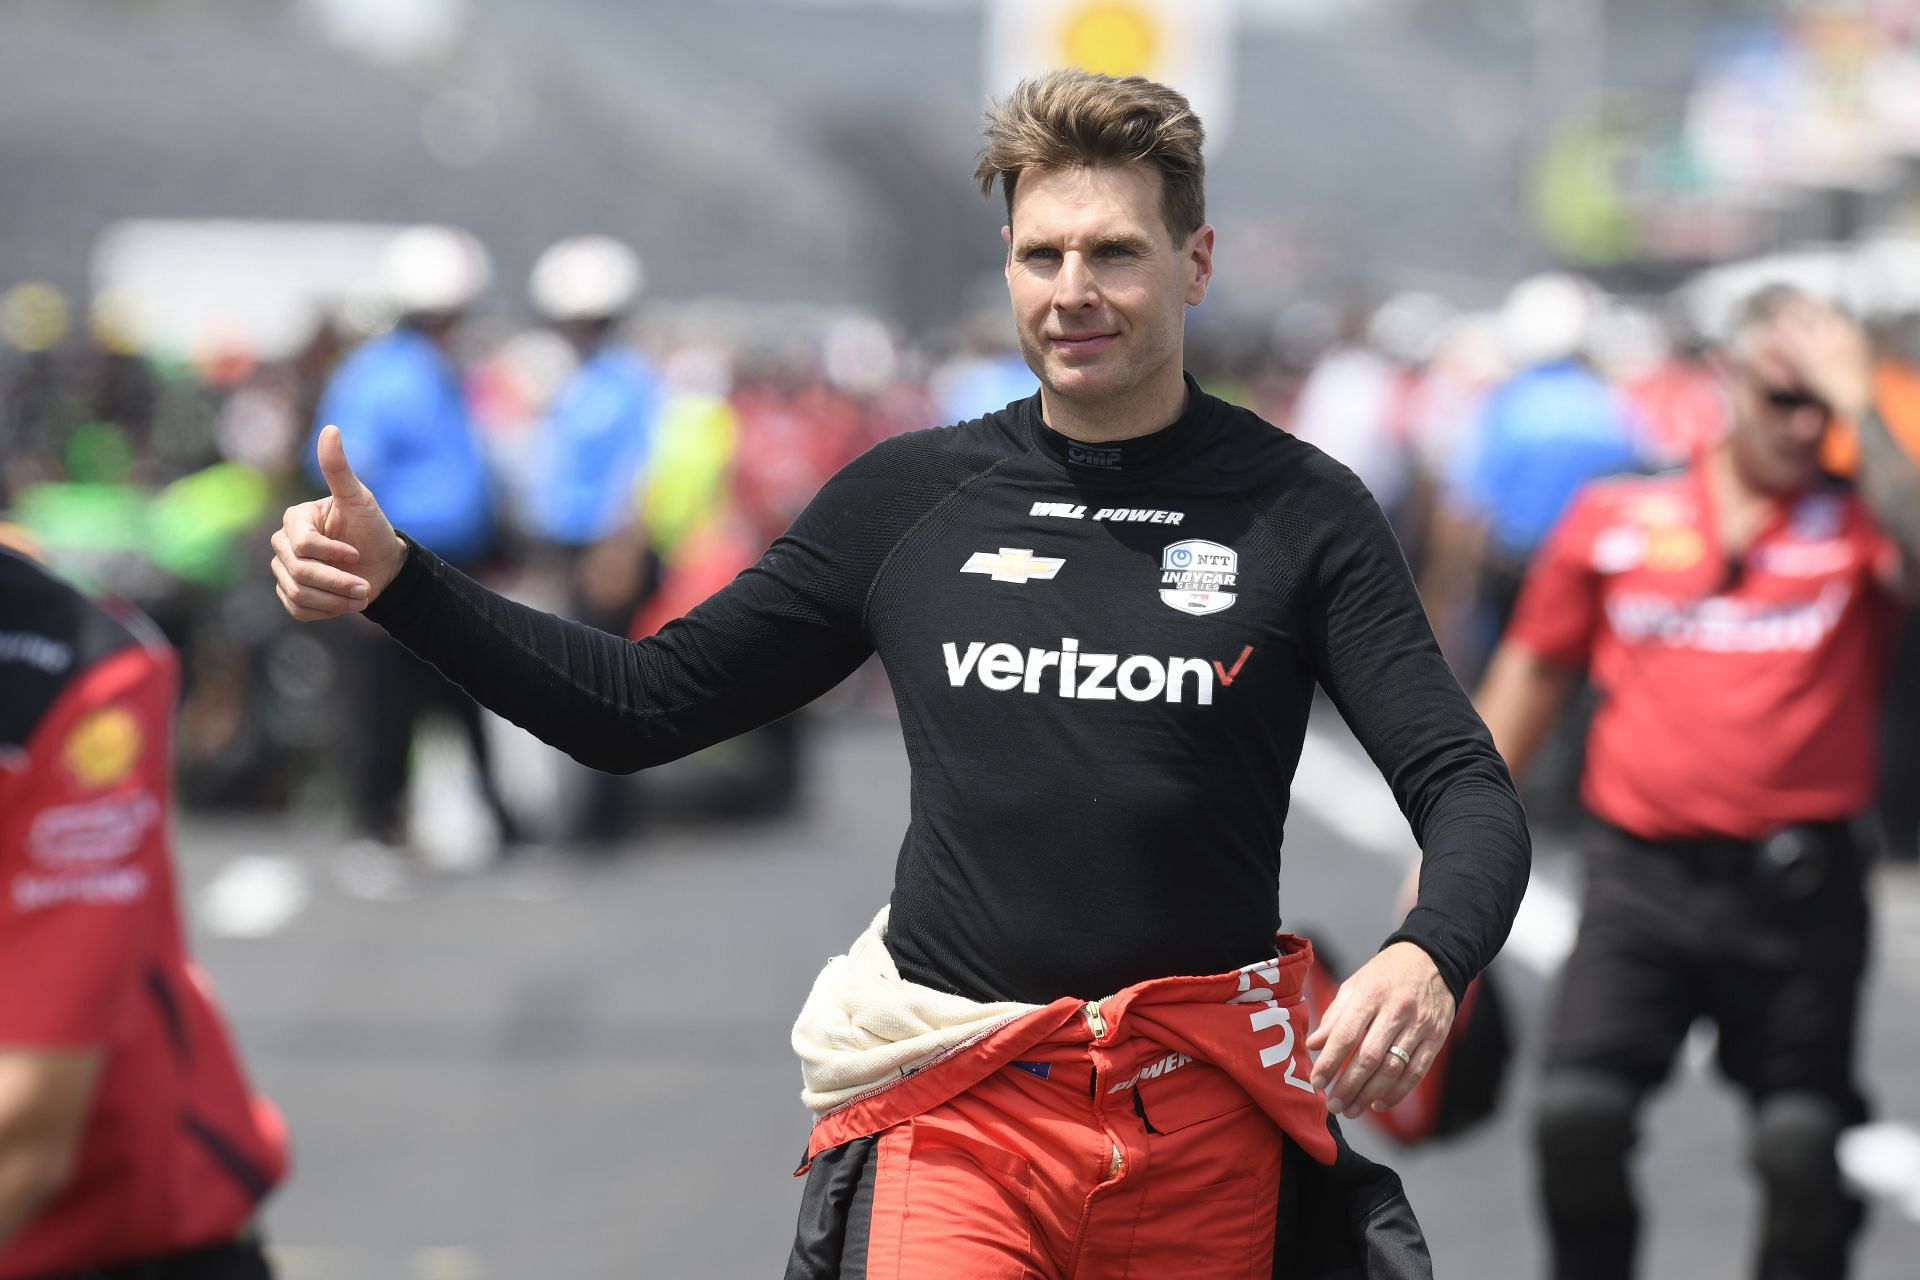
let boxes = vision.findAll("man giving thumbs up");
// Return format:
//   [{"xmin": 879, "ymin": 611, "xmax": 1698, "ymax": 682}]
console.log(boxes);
[{"xmin": 269, "ymin": 425, "xmax": 404, "ymax": 619}]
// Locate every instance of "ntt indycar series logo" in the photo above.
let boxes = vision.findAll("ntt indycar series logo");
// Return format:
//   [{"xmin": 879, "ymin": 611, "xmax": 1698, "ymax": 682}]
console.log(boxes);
[
  {"xmin": 1160, "ymin": 540, "xmax": 1238, "ymax": 616},
  {"xmin": 944, "ymin": 638, "xmax": 1220, "ymax": 704}
]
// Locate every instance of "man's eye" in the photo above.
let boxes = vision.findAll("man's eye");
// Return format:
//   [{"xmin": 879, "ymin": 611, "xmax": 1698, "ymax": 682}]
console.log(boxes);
[
  {"xmin": 1099, "ymin": 245, "xmax": 1135, "ymax": 258},
  {"xmin": 1023, "ymin": 248, "xmax": 1060, "ymax": 262}
]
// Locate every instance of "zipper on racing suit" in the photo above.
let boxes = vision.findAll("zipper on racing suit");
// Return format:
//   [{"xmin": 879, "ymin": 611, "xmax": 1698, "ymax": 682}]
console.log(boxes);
[
  {"xmin": 1082, "ymin": 1001, "xmax": 1124, "ymax": 1177},
  {"xmin": 1082, "ymin": 1000, "xmax": 1108, "ymax": 1039}
]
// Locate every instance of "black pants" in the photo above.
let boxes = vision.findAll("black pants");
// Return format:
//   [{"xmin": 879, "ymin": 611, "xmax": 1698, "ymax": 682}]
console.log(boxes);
[
  {"xmin": 342, "ymin": 621, "xmax": 517, "ymax": 846},
  {"xmin": 38, "ymin": 1237, "xmax": 272, "ymax": 1279},
  {"xmin": 559, "ymin": 542, "xmax": 659, "ymax": 844},
  {"xmin": 1879, "ymin": 608, "xmax": 1920, "ymax": 860},
  {"xmin": 1536, "ymin": 822, "xmax": 1870, "ymax": 1280}
]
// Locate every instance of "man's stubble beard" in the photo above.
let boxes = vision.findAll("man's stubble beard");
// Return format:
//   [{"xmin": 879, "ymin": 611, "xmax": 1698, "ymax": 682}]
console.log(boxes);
[{"xmin": 1021, "ymin": 326, "xmax": 1178, "ymax": 418}]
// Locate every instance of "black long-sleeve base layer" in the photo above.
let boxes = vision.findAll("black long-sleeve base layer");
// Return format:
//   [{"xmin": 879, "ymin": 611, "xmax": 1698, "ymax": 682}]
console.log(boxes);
[{"xmin": 366, "ymin": 378, "xmax": 1530, "ymax": 1005}]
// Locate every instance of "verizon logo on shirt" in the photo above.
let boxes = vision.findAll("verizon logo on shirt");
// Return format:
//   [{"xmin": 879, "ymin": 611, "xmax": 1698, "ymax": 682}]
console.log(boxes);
[{"xmin": 942, "ymin": 638, "xmax": 1216, "ymax": 704}]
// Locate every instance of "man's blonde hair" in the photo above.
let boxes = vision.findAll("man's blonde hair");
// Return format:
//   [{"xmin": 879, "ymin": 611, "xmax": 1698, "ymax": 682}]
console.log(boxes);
[{"xmin": 974, "ymin": 69, "xmax": 1206, "ymax": 242}]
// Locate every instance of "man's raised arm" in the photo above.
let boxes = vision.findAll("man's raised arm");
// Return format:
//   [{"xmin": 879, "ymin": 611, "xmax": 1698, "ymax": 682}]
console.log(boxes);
[{"xmin": 271, "ymin": 426, "xmax": 876, "ymax": 773}]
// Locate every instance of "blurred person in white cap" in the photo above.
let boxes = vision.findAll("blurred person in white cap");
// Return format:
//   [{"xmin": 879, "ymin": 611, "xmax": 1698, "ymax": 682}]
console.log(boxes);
[
  {"xmin": 1290, "ymin": 292, "xmax": 1454, "ymax": 550},
  {"xmin": 306, "ymin": 224, "xmax": 523, "ymax": 886},
  {"xmin": 1422, "ymin": 273, "xmax": 1647, "ymax": 678},
  {"xmin": 523, "ymin": 235, "xmax": 664, "ymax": 843},
  {"xmin": 524, "ymin": 235, "xmax": 662, "ymax": 633}
]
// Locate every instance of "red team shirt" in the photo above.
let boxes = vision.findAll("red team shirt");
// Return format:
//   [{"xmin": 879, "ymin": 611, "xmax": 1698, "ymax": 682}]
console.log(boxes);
[
  {"xmin": 1507, "ymin": 463, "xmax": 1903, "ymax": 841},
  {"xmin": 0, "ymin": 605, "xmax": 287, "ymax": 1276}
]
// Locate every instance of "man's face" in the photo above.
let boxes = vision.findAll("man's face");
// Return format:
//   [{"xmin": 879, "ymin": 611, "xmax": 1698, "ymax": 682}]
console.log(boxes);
[
  {"xmin": 1002, "ymin": 164, "xmax": 1212, "ymax": 410},
  {"xmin": 1721, "ymin": 324, "xmax": 1833, "ymax": 495}
]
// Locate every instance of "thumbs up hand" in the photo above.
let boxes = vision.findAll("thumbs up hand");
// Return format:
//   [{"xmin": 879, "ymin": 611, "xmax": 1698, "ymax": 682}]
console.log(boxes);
[{"xmin": 270, "ymin": 425, "xmax": 407, "ymax": 620}]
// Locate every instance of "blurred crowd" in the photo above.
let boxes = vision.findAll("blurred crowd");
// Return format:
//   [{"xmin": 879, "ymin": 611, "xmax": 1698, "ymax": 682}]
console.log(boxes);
[{"xmin": 2, "ymin": 226, "xmax": 1916, "ymax": 867}]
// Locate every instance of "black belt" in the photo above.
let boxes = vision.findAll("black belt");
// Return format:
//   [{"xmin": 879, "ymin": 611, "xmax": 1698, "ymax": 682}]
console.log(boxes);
[
  {"xmin": 1608, "ymin": 820, "xmax": 1856, "ymax": 899},
  {"xmin": 30, "ymin": 1231, "xmax": 264, "ymax": 1280}
]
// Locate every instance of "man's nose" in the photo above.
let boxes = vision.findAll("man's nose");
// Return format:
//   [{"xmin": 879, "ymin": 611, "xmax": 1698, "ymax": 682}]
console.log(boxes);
[
  {"xmin": 1053, "ymin": 253, "xmax": 1100, "ymax": 309},
  {"xmin": 1787, "ymin": 403, "xmax": 1832, "ymax": 443}
]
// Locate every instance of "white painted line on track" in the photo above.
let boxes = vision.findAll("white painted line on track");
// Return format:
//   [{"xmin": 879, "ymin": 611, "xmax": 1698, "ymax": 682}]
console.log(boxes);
[
  {"xmin": 197, "ymin": 852, "xmax": 310, "ymax": 939},
  {"xmin": 411, "ymin": 1246, "xmax": 486, "ymax": 1280},
  {"xmin": 1876, "ymin": 884, "xmax": 1920, "ymax": 991},
  {"xmin": 1839, "ymin": 1122, "xmax": 1920, "ymax": 1222},
  {"xmin": 265, "ymin": 1247, "xmax": 487, "ymax": 1279},
  {"xmin": 1293, "ymin": 724, "xmax": 1578, "ymax": 976}
]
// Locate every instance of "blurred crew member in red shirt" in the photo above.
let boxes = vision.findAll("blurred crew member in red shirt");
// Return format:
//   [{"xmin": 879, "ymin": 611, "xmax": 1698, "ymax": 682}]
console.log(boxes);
[
  {"xmin": 1477, "ymin": 286, "xmax": 1920, "ymax": 1280},
  {"xmin": 0, "ymin": 533, "xmax": 287, "ymax": 1279}
]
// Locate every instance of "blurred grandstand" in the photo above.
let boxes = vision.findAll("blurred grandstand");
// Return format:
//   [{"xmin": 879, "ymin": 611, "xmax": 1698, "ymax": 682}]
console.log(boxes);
[{"xmin": 2, "ymin": 0, "xmax": 1918, "ymax": 852}]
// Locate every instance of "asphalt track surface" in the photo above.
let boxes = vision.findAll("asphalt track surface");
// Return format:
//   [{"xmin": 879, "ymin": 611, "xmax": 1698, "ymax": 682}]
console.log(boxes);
[{"xmin": 177, "ymin": 712, "xmax": 1920, "ymax": 1279}]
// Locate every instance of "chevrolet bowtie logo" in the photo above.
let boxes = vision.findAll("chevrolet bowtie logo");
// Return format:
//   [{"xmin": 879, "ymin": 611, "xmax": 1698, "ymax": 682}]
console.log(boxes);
[{"xmin": 961, "ymin": 548, "xmax": 1065, "ymax": 584}]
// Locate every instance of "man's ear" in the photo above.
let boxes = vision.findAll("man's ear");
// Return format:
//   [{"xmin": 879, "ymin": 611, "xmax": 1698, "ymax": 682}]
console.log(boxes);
[
  {"xmin": 1185, "ymin": 224, "xmax": 1215, "ymax": 306},
  {"xmin": 1002, "ymin": 225, "xmax": 1014, "ymax": 278}
]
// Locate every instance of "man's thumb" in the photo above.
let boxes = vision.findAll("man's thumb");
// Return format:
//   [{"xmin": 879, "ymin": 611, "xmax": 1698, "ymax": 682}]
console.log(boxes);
[{"xmin": 317, "ymin": 425, "xmax": 367, "ymax": 501}]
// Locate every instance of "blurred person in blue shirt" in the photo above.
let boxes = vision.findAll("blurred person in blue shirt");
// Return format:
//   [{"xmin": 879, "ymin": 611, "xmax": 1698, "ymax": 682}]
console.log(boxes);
[
  {"xmin": 522, "ymin": 236, "xmax": 663, "ymax": 845},
  {"xmin": 312, "ymin": 229, "xmax": 495, "ymax": 566},
  {"xmin": 1424, "ymin": 274, "xmax": 1646, "ymax": 670},
  {"xmin": 930, "ymin": 309, "xmax": 1037, "ymax": 424},
  {"xmin": 524, "ymin": 235, "xmax": 662, "ymax": 637},
  {"xmin": 307, "ymin": 226, "xmax": 520, "ymax": 884}
]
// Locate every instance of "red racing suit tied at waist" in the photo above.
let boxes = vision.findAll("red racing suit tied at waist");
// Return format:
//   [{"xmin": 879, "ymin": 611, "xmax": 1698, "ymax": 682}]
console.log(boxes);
[{"xmin": 795, "ymin": 931, "xmax": 1337, "ymax": 1174}]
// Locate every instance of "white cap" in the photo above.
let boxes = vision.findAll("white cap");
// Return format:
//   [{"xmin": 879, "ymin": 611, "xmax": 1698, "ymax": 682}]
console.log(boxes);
[
  {"xmin": 379, "ymin": 224, "xmax": 492, "ymax": 315},
  {"xmin": 530, "ymin": 235, "xmax": 644, "ymax": 321},
  {"xmin": 1590, "ymin": 303, "xmax": 1670, "ymax": 380},
  {"xmin": 1499, "ymin": 272, "xmax": 1595, "ymax": 367},
  {"xmin": 1367, "ymin": 291, "xmax": 1456, "ymax": 365}
]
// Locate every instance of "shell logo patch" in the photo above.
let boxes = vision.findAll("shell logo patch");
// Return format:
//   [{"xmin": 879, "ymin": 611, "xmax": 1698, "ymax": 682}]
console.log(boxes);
[
  {"xmin": 1644, "ymin": 527, "xmax": 1707, "ymax": 572},
  {"xmin": 62, "ymin": 707, "xmax": 143, "ymax": 788}
]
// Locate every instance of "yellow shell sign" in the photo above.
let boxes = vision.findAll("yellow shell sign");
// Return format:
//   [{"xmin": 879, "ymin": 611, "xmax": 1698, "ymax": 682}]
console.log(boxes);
[
  {"xmin": 987, "ymin": 0, "xmax": 1234, "ymax": 145},
  {"xmin": 63, "ymin": 706, "xmax": 143, "ymax": 788},
  {"xmin": 1059, "ymin": 2, "xmax": 1162, "ymax": 77}
]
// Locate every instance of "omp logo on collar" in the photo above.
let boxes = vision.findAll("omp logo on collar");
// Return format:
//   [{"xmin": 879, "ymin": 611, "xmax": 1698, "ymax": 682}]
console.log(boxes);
[
  {"xmin": 1067, "ymin": 443, "xmax": 1122, "ymax": 468},
  {"xmin": 961, "ymin": 548, "xmax": 1065, "ymax": 584},
  {"xmin": 942, "ymin": 638, "xmax": 1224, "ymax": 704}
]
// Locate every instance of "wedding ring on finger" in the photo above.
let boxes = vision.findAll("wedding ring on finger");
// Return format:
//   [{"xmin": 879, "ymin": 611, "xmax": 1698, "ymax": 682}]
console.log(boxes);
[{"xmin": 1386, "ymin": 1045, "xmax": 1413, "ymax": 1068}]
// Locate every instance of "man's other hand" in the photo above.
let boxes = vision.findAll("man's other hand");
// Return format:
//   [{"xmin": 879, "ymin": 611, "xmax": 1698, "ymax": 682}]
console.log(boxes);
[
  {"xmin": 270, "ymin": 425, "xmax": 406, "ymax": 621},
  {"xmin": 1306, "ymin": 940, "xmax": 1456, "ymax": 1119},
  {"xmin": 1773, "ymin": 295, "xmax": 1873, "ymax": 423}
]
